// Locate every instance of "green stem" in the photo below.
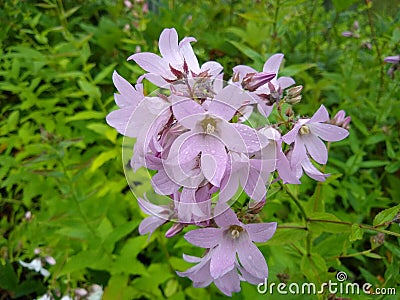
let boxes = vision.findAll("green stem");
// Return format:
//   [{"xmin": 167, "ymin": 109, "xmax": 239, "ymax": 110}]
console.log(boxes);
[
  {"xmin": 279, "ymin": 181, "xmax": 308, "ymax": 221},
  {"xmin": 308, "ymin": 218, "xmax": 400, "ymax": 238}
]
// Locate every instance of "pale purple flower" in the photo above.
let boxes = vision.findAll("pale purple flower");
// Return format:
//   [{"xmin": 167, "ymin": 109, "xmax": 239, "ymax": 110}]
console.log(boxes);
[
  {"xmin": 177, "ymin": 250, "xmax": 241, "ymax": 296},
  {"xmin": 137, "ymin": 196, "xmax": 172, "ymax": 237},
  {"xmin": 282, "ymin": 105, "xmax": 349, "ymax": 166},
  {"xmin": 184, "ymin": 207, "xmax": 276, "ymax": 280},
  {"xmin": 166, "ymin": 84, "xmax": 268, "ymax": 188},
  {"xmin": 341, "ymin": 31, "xmax": 353, "ymax": 38},
  {"xmin": 106, "ymin": 71, "xmax": 145, "ymax": 137},
  {"xmin": 289, "ymin": 152, "xmax": 330, "ymax": 182},
  {"xmin": 218, "ymin": 152, "xmax": 276, "ymax": 205},
  {"xmin": 45, "ymin": 256, "xmax": 56, "ymax": 265},
  {"xmin": 258, "ymin": 126, "xmax": 300, "ymax": 184},
  {"xmin": 128, "ymin": 28, "xmax": 222, "ymax": 87},
  {"xmin": 383, "ymin": 55, "xmax": 400, "ymax": 64}
]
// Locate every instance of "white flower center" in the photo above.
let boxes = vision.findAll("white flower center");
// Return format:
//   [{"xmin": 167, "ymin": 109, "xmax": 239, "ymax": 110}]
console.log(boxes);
[
  {"xmin": 229, "ymin": 225, "xmax": 243, "ymax": 239},
  {"xmin": 299, "ymin": 125, "xmax": 310, "ymax": 135},
  {"xmin": 206, "ymin": 123, "xmax": 215, "ymax": 134},
  {"xmin": 201, "ymin": 117, "xmax": 217, "ymax": 134}
]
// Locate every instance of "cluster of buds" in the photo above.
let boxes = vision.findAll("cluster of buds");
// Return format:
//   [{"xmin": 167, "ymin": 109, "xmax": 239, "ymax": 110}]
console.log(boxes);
[{"xmin": 106, "ymin": 28, "xmax": 350, "ymax": 296}]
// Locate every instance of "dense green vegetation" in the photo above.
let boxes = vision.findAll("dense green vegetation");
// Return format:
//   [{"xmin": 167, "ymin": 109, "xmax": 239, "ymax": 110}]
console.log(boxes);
[{"xmin": 0, "ymin": 0, "xmax": 399, "ymax": 299}]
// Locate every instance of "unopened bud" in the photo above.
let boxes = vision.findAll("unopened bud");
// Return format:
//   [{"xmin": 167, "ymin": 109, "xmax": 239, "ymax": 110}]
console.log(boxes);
[
  {"xmin": 165, "ymin": 223, "xmax": 184, "ymax": 238},
  {"xmin": 45, "ymin": 256, "xmax": 56, "ymax": 265},
  {"xmin": 248, "ymin": 199, "xmax": 266, "ymax": 214},
  {"xmin": 353, "ymin": 20, "xmax": 359, "ymax": 31},
  {"xmin": 286, "ymin": 95, "xmax": 302, "ymax": 105},
  {"xmin": 75, "ymin": 288, "xmax": 88, "ymax": 297},
  {"xmin": 285, "ymin": 107, "xmax": 294, "ymax": 117},
  {"xmin": 342, "ymin": 31, "xmax": 353, "ymax": 38},
  {"xmin": 242, "ymin": 72, "xmax": 275, "ymax": 92},
  {"xmin": 287, "ymin": 85, "xmax": 303, "ymax": 98},
  {"xmin": 342, "ymin": 116, "xmax": 351, "ymax": 129}
]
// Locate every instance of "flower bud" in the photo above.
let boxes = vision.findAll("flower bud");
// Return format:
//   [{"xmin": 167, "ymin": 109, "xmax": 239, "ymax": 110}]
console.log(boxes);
[
  {"xmin": 242, "ymin": 72, "xmax": 275, "ymax": 92},
  {"xmin": 165, "ymin": 223, "xmax": 184, "ymax": 238},
  {"xmin": 286, "ymin": 95, "xmax": 302, "ymax": 105},
  {"xmin": 285, "ymin": 107, "xmax": 294, "ymax": 117},
  {"xmin": 45, "ymin": 256, "xmax": 56, "ymax": 265},
  {"xmin": 286, "ymin": 85, "xmax": 303, "ymax": 98}
]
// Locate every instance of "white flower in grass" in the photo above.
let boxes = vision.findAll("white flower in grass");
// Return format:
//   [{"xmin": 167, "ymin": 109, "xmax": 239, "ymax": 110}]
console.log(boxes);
[{"xmin": 19, "ymin": 258, "xmax": 50, "ymax": 277}]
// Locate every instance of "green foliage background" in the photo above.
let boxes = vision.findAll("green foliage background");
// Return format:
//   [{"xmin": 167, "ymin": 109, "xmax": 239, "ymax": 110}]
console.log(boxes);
[{"xmin": 0, "ymin": 0, "xmax": 399, "ymax": 299}]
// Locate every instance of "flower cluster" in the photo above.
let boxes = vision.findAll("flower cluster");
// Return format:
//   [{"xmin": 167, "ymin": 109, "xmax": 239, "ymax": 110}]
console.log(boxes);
[{"xmin": 106, "ymin": 28, "xmax": 349, "ymax": 296}]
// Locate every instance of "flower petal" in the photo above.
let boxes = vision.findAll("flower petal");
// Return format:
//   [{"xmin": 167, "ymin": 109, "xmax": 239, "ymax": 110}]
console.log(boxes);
[
  {"xmin": 214, "ymin": 207, "xmax": 240, "ymax": 227},
  {"xmin": 184, "ymin": 228, "xmax": 222, "ymax": 248},
  {"xmin": 201, "ymin": 138, "xmax": 227, "ymax": 187},
  {"xmin": 214, "ymin": 269, "xmax": 241, "ymax": 296},
  {"xmin": 308, "ymin": 123, "xmax": 349, "ymax": 142},
  {"xmin": 301, "ymin": 157, "xmax": 330, "ymax": 181},
  {"xmin": 128, "ymin": 52, "xmax": 170, "ymax": 77},
  {"xmin": 138, "ymin": 216, "xmax": 166, "ymax": 236},
  {"xmin": 245, "ymin": 222, "xmax": 277, "ymax": 243},
  {"xmin": 302, "ymin": 134, "xmax": 328, "ymax": 164},
  {"xmin": 158, "ymin": 28, "xmax": 182, "ymax": 67},
  {"xmin": 290, "ymin": 136, "xmax": 307, "ymax": 167},
  {"xmin": 263, "ymin": 53, "xmax": 284, "ymax": 74},
  {"xmin": 277, "ymin": 76, "xmax": 295, "ymax": 89},
  {"xmin": 309, "ymin": 105, "xmax": 329, "ymax": 123},
  {"xmin": 210, "ymin": 242, "xmax": 236, "ymax": 278},
  {"xmin": 208, "ymin": 84, "xmax": 246, "ymax": 121},
  {"xmin": 236, "ymin": 235, "xmax": 268, "ymax": 279}
]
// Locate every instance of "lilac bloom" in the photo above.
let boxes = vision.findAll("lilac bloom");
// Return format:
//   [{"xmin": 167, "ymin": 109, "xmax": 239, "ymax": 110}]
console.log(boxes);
[
  {"xmin": 289, "ymin": 153, "xmax": 330, "ymax": 182},
  {"xmin": 233, "ymin": 54, "xmax": 295, "ymax": 117},
  {"xmin": 106, "ymin": 71, "xmax": 145, "ymax": 137},
  {"xmin": 137, "ymin": 196, "xmax": 173, "ymax": 237},
  {"xmin": 177, "ymin": 250, "xmax": 241, "ymax": 296},
  {"xmin": 166, "ymin": 84, "xmax": 268, "ymax": 187},
  {"xmin": 282, "ymin": 105, "xmax": 349, "ymax": 166},
  {"xmin": 184, "ymin": 207, "xmax": 277, "ymax": 280},
  {"xmin": 383, "ymin": 55, "xmax": 400, "ymax": 64},
  {"xmin": 128, "ymin": 28, "xmax": 223, "ymax": 87},
  {"xmin": 258, "ymin": 126, "xmax": 300, "ymax": 184},
  {"xmin": 218, "ymin": 152, "xmax": 276, "ymax": 205},
  {"xmin": 106, "ymin": 71, "xmax": 172, "ymax": 171}
]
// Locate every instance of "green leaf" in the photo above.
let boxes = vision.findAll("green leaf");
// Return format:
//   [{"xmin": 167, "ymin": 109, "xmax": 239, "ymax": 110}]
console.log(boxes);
[
  {"xmin": 89, "ymin": 149, "xmax": 117, "ymax": 172},
  {"xmin": 373, "ymin": 204, "xmax": 400, "ymax": 226},
  {"xmin": 93, "ymin": 63, "xmax": 117, "ymax": 84},
  {"xmin": 78, "ymin": 79, "xmax": 101, "ymax": 99},
  {"xmin": 331, "ymin": 0, "xmax": 358, "ymax": 11},
  {"xmin": 308, "ymin": 212, "xmax": 350, "ymax": 234},
  {"xmin": 228, "ymin": 41, "xmax": 264, "ymax": 64},
  {"xmin": 300, "ymin": 253, "xmax": 327, "ymax": 284},
  {"xmin": 349, "ymin": 224, "xmax": 363, "ymax": 242},
  {"xmin": 164, "ymin": 279, "xmax": 179, "ymax": 298},
  {"xmin": 359, "ymin": 160, "xmax": 389, "ymax": 168},
  {"xmin": 384, "ymin": 242, "xmax": 400, "ymax": 258},
  {"xmin": 65, "ymin": 111, "xmax": 105, "ymax": 122},
  {"xmin": 0, "ymin": 261, "xmax": 18, "ymax": 291},
  {"xmin": 267, "ymin": 224, "xmax": 307, "ymax": 245},
  {"xmin": 279, "ymin": 63, "xmax": 317, "ymax": 77}
]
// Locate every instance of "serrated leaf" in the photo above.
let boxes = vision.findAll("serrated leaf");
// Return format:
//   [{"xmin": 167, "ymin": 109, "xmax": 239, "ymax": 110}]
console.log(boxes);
[
  {"xmin": 373, "ymin": 204, "xmax": 400, "ymax": 226},
  {"xmin": 349, "ymin": 224, "xmax": 363, "ymax": 242}
]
